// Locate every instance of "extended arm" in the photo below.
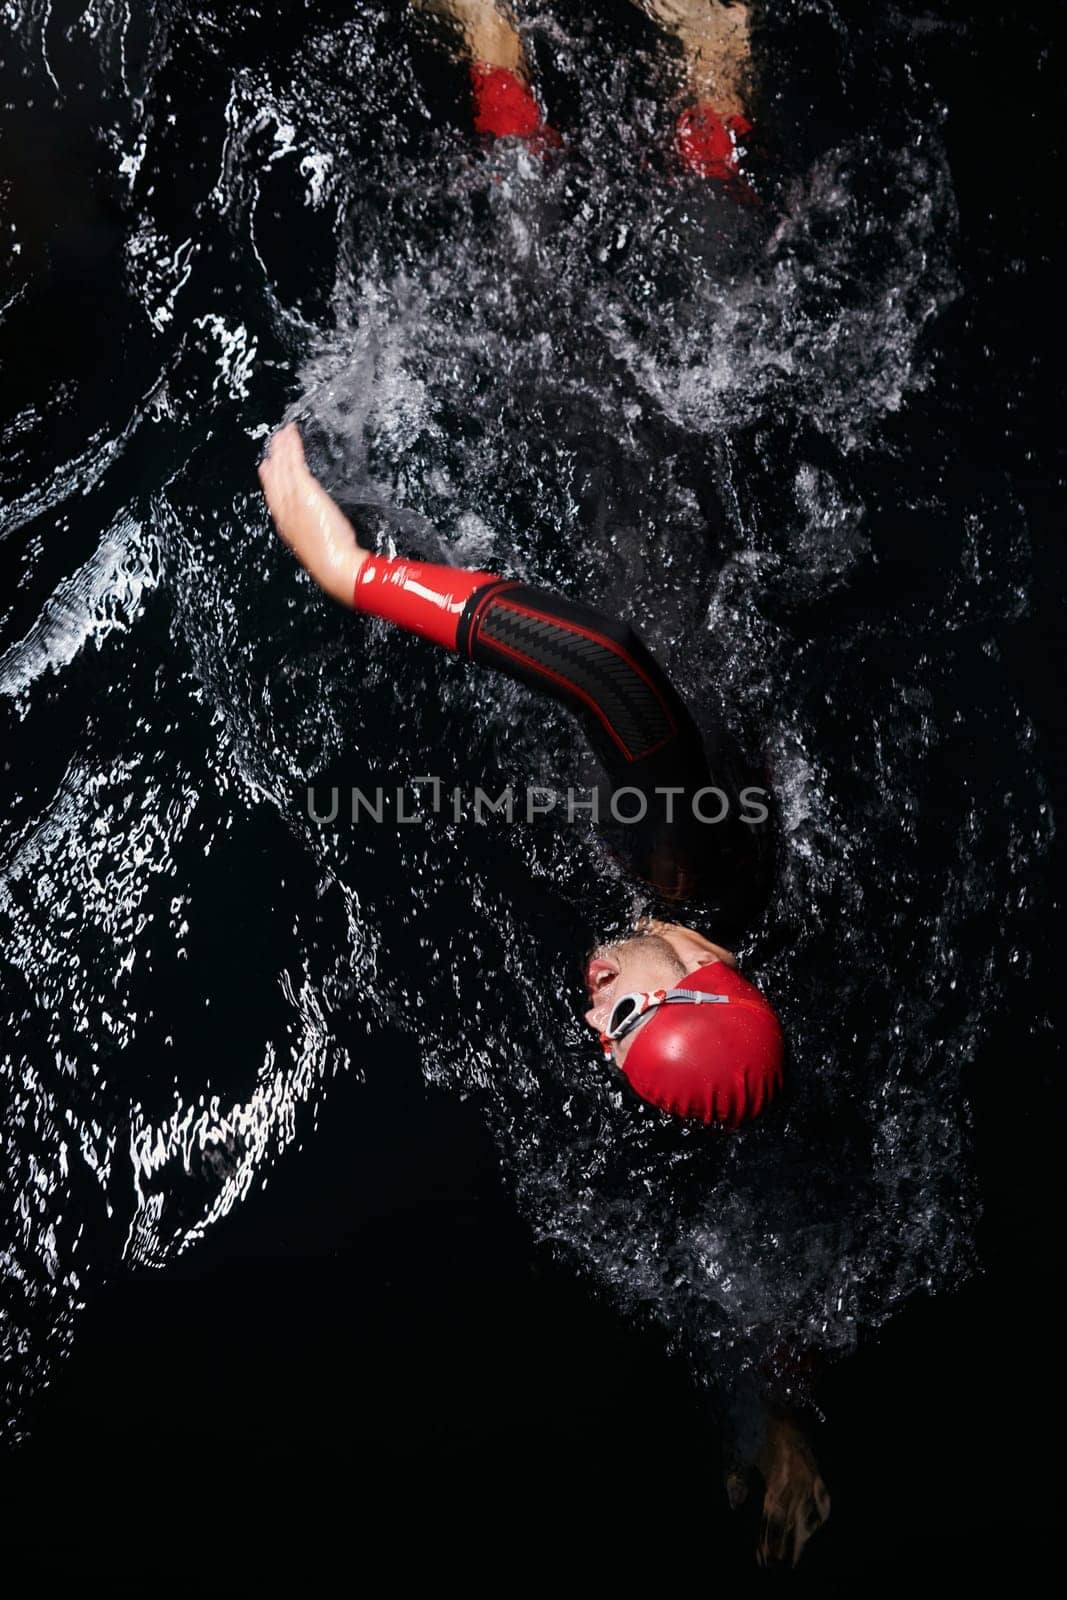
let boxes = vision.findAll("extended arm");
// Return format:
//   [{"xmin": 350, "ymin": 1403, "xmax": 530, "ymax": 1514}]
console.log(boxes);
[
  {"xmin": 259, "ymin": 425, "xmax": 756, "ymax": 905},
  {"xmin": 259, "ymin": 424, "xmax": 709, "ymax": 785}
]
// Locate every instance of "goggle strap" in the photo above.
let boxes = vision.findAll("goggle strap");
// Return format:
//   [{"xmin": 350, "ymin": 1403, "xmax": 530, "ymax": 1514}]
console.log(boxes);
[{"xmin": 602, "ymin": 987, "xmax": 744, "ymax": 1057}]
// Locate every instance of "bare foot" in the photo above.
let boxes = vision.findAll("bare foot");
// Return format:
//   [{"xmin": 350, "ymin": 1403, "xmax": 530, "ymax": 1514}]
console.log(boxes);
[
  {"xmin": 755, "ymin": 1413, "xmax": 831, "ymax": 1567},
  {"xmin": 258, "ymin": 424, "xmax": 368, "ymax": 608}
]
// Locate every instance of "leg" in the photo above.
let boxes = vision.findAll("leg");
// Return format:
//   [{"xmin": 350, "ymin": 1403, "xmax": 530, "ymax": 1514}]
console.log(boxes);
[
  {"xmin": 632, "ymin": 0, "xmax": 752, "ymax": 120},
  {"xmin": 412, "ymin": 0, "xmax": 527, "ymax": 79},
  {"xmin": 630, "ymin": 0, "xmax": 754, "ymax": 180},
  {"xmin": 411, "ymin": 0, "xmax": 556, "ymax": 143}
]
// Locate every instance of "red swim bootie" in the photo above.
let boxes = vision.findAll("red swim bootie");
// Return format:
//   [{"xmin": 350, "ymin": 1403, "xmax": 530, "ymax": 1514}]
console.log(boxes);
[
  {"xmin": 675, "ymin": 102, "xmax": 753, "ymax": 186},
  {"xmin": 470, "ymin": 62, "xmax": 560, "ymax": 151}
]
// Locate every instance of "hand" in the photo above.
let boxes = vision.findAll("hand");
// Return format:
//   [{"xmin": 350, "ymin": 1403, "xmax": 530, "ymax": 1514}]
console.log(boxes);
[
  {"xmin": 755, "ymin": 1414, "xmax": 831, "ymax": 1568},
  {"xmin": 258, "ymin": 423, "xmax": 369, "ymax": 608}
]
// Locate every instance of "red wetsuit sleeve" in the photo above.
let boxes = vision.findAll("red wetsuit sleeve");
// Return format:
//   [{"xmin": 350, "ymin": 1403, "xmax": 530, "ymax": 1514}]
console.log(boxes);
[
  {"xmin": 352, "ymin": 556, "xmax": 502, "ymax": 652},
  {"xmin": 351, "ymin": 557, "xmax": 695, "ymax": 765}
]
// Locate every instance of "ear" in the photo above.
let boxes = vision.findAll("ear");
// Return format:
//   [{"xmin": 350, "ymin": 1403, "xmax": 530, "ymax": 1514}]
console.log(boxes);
[
  {"xmin": 697, "ymin": 941, "xmax": 738, "ymax": 970},
  {"xmin": 689, "ymin": 948, "xmax": 738, "ymax": 972}
]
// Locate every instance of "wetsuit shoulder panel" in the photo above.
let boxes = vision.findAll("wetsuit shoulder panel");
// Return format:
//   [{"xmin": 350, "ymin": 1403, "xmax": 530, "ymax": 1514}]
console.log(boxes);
[{"xmin": 460, "ymin": 581, "xmax": 685, "ymax": 764}]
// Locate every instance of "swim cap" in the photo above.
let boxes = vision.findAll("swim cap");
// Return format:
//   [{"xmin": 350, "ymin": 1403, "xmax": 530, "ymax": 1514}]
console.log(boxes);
[{"xmin": 618, "ymin": 961, "xmax": 783, "ymax": 1126}]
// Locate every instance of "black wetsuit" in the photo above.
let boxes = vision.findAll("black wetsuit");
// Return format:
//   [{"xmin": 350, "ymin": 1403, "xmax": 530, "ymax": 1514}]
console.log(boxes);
[{"xmin": 352, "ymin": 554, "xmax": 775, "ymax": 933}]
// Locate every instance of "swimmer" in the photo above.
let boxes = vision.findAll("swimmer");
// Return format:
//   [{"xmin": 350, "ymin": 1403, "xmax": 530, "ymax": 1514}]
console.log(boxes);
[
  {"xmin": 258, "ymin": 422, "xmax": 830, "ymax": 1563},
  {"xmin": 412, "ymin": 0, "xmax": 755, "ymax": 183},
  {"xmin": 260, "ymin": 421, "xmax": 778, "ymax": 1121}
]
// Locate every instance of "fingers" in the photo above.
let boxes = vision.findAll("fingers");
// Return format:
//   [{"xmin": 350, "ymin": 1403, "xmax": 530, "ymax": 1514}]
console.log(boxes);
[
  {"xmin": 757, "ymin": 1483, "xmax": 832, "ymax": 1568},
  {"xmin": 258, "ymin": 425, "xmax": 312, "ymax": 534},
  {"xmin": 790, "ymin": 1484, "xmax": 831, "ymax": 1567},
  {"xmin": 758, "ymin": 1506, "xmax": 789, "ymax": 1567},
  {"xmin": 258, "ymin": 421, "xmax": 304, "ymax": 483},
  {"xmin": 274, "ymin": 420, "xmax": 305, "ymax": 464},
  {"xmin": 256, "ymin": 423, "xmax": 367, "ymax": 605},
  {"xmin": 258, "ymin": 424, "xmax": 310, "ymax": 553}
]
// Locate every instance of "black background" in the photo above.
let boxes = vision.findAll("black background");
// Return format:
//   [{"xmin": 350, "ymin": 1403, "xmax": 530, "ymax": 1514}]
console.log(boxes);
[{"xmin": 1, "ymin": 2, "xmax": 1063, "ymax": 1584}]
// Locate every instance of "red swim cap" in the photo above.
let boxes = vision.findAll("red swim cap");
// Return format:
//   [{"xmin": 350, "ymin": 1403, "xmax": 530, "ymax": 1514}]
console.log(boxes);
[{"xmin": 618, "ymin": 962, "xmax": 783, "ymax": 1126}]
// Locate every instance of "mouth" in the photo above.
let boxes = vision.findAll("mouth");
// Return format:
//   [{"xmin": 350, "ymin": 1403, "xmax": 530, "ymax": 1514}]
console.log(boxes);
[{"xmin": 585, "ymin": 955, "xmax": 619, "ymax": 998}]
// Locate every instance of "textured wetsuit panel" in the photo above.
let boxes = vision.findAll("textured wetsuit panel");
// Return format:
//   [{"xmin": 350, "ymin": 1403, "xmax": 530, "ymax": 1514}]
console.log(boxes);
[{"xmin": 465, "ymin": 584, "xmax": 680, "ymax": 762}]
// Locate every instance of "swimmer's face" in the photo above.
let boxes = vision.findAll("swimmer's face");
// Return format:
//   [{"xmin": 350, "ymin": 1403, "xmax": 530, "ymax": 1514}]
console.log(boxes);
[{"xmin": 583, "ymin": 923, "xmax": 737, "ymax": 1068}]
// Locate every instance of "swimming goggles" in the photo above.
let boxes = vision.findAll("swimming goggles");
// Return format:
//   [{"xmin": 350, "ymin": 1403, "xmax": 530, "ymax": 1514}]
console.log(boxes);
[{"xmin": 600, "ymin": 987, "xmax": 729, "ymax": 1056}]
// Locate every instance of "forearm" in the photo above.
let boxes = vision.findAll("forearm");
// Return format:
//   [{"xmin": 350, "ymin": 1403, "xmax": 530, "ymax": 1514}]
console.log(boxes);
[
  {"xmin": 259, "ymin": 426, "xmax": 724, "ymax": 901},
  {"xmin": 352, "ymin": 556, "xmax": 705, "ymax": 774},
  {"xmin": 351, "ymin": 554, "xmax": 502, "ymax": 650},
  {"xmin": 259, "ymin": 423, "xmax": 702, "ymax": 776}
]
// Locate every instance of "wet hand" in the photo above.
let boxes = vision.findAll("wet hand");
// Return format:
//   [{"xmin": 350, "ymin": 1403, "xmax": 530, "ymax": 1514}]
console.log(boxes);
[
  {"xmin": 258, "ymin": 423, "xmax": 369, "ymax": 608},
  {"xmin": 755, "ymin": 1415, "xmax": 831, "ymax": 1568}
]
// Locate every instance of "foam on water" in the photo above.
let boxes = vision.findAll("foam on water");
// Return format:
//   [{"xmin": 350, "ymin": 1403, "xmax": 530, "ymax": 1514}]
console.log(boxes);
[{"xmin": 0, "ymin": 0, "xmax": 1051, "ymax": 1437}]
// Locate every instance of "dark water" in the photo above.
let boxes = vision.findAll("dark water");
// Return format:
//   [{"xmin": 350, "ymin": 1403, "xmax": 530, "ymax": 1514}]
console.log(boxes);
[{"xmin": 1, "ymin": 0, "xmax": 1062, "ymax": 1579}]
